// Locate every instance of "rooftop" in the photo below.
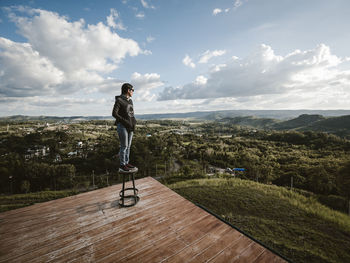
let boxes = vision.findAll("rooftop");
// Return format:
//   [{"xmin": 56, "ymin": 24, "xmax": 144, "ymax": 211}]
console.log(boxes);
[{"xmin": 0, "ymin": 177, "xmax": 286, "ymax": 262}]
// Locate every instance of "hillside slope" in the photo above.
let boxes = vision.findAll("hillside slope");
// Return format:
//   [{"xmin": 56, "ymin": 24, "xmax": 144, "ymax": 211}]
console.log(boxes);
[
  {"xmin": 168, "ymin": 178, "xmax": 350, "ymax": 263},
  {"xmin": 219, "ymin": 116, "xmax": 279, "ymax": 128},
  {"xmin": 308, "ymin": 115, "xmax": 350, "ymax": 131},
  {"xmin": 273, "ymin": 114, "xmax": 325, "ymax": 130}
]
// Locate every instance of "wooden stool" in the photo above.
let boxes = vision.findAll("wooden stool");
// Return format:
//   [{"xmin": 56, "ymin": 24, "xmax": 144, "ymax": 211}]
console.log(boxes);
[{"xmin": 119, "ymin": 169, "xmax": 139, "ymax": 207}]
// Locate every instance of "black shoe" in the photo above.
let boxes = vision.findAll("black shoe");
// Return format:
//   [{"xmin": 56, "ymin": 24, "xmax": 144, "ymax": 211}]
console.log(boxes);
[
  {"xmin": 126, "ymin": 163, "xmax": 137, "ymax": 169},
  {"xmin": 119, "ymin": 165, "xmax": 132, "ymax": 172}
]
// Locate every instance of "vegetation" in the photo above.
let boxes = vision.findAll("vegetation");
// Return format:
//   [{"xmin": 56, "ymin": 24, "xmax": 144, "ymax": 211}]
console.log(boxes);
[
  {"xmin": 0, "ymin": 190, "xmax": 78, "ymax": 212},
  {"xmin": 1, "ymin": 116, "xmax": 350, "ymax": 262},
  {"xmin": 168, "ymin": 178, "xmax": 350, "ymax": 263},
  {"xmin": 1, "ymin": 119, "xmax": 350, "ymax": 211}
]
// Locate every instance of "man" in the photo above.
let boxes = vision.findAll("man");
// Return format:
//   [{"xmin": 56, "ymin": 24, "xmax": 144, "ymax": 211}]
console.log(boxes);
[{"xmin": 112, "ymin": 83, "xmax": 137, "ymax": 172}]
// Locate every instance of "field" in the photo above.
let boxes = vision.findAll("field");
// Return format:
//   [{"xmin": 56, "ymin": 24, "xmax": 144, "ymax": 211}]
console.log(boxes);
[
  {"xmin": 168, "ymin": 178, "xmax": 350, "ymax": 263},
  {"xmin": 0, "ymin": 190, "xmax": 78, "ymax": 212}
]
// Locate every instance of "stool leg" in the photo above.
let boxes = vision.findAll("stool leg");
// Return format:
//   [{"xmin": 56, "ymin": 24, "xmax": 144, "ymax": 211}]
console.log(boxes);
[
  {"xmin": 132, "ymin": 173, "xmax": 136, "ymax": 197},
  {"xmin": 122, "ymin": 174, "xmax": 125, "ymax": 206}
]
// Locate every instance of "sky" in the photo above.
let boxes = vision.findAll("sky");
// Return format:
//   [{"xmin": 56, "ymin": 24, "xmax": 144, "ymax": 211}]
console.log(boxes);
[{"xmin": 0, "ymin": 0, "xmax": 350, "ymax": 116}]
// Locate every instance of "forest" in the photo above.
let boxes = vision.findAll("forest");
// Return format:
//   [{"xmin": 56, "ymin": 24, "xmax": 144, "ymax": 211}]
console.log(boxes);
[{"xmin": 0, "ymin": 118, "xmax": 349, "ymax": 214}]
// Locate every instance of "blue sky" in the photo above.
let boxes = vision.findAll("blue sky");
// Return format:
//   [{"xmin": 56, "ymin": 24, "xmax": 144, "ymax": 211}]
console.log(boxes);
[{"xmin": 0, "ymin": 0, "xmax": 350, "ymax": 116}]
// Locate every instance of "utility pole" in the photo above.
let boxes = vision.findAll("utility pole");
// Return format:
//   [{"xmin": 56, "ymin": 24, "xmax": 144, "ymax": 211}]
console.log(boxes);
[{"xmin": 9, "ymin": 176, "xmax": 13, "ymax": 194}]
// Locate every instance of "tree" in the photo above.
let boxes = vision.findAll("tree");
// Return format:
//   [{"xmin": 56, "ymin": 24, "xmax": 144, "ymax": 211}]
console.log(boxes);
[
  {"xmin": 337, "ymin": 161, "xmax": 350, "ymax": 200},
  {"xmin": 307, "ymin": 166, "xmax": 335, "ymax": 195},
  {"xmin": 20, "ymin": 180, "xmax": 30, "ymax": 193},
  {"xmin": 0, "ymin": 167, "xmax": 11, "ymax": 193}
]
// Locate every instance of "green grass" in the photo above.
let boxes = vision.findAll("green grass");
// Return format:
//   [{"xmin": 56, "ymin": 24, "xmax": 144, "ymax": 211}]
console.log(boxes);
[
  {"xmin": 168, "ymin": 178, "xmax": 350, "ymax": 263},
  {"xmin": 0, "ymin": 190, "xmax": 78, "ymax": 213}
]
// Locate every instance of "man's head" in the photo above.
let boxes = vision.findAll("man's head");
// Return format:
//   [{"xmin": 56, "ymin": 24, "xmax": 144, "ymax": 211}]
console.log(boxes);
[{"xmin": 121, "ymin": 83, "xmax": 134, "ymax": 97}]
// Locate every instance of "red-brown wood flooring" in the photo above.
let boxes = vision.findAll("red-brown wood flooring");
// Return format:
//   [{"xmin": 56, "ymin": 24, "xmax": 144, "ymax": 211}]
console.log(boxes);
[{"xmin": 0, "ymin": 177, "xmax": 286, "ymax": 262}]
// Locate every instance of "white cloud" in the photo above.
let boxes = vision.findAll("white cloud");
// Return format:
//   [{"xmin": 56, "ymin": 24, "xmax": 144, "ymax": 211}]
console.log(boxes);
[
  {"xmin": 213, "ymin": 7, "xmax": 230, "ymax": 16},
  {"xmin": 194, "ymin": 75, "xmax": 208, "ymax": 86},
  {"xmin": 0, "ymin": 7, "xmax": 142, "ymax": 98},
  {"xmin": 158, "ymin": 44, "xmax": 350, "ymax": 109},
  {"xmin": 183, "ymin": 55, "xmax": 196, "ymax": 68},
  {"xmin": 0, "ymin": 95, "xmax": 111, "ymax": 116},
  {"xmin": 136, "ymin": 12, "xmax": 145, "ymax": 19},
  {"xmin": 210, "ymin": 64, "xmax": 227, "ymax": 73},
  {"xmin": 28, "ymin": 97, "xmax": 106, "ymax": 107},
  {"xmin": 213, "ymin": 0, "xmax": 246, "ymax": 15},
  {"xmin": 106, "ymin": 8, "xmax": 126, "ymax": 31},
  {"xmin": 234, "ymin": 0, "xmax": 244, "ymax": 9},
  {"xmin": 213, "ymin": 8, "xmax": 222, "ymax": 16},
  {"xmin": 141, "ymin": 49, "xmax": 152, "ymax": 55},
  {"xmin": 131, "ymin": 72, "xmax": 164, "ymax": 101},
  {"xmin": 141, "ymin": 0, "xmax": 155, "ymax": 9},
  {"xmin": 136, "ymin": 98, "xmax": 210, "ymax": 114},
  {"xmin": 0, "ymin": 37, "xmax": 63, "ymax": 97},
  {"xmin": 146, "ymin": 36, "xmax": 155, "ymax": 43},
  {"xmin": 198, "ymin": 49, "xmax": 226, "ymax": 64}
]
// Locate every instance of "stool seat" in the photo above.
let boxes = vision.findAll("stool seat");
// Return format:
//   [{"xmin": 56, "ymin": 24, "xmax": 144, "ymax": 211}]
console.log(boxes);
[{"xmin": 119, "ymin": 169, "xmax": 139, "ymax": 207}]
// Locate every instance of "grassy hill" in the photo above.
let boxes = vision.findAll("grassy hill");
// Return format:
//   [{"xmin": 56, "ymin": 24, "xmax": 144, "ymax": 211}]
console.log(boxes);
[
  {"xmin": 273, "ymin": 114, "xmax": 325, "ymax": 130},
  {"xmin": 308, "ymin": 115, "xmax": 350, "ymax": 131},
  {"xmin": 168, "ymin": 178, "xmax": 350, "ymax": 263},
  {"xmin": 220, "ymin": 116, "xmax": 279, "ymax": 128},
  {"xmin": 215, "ymin": 114, "xmax": 350, "ymax": 138}
]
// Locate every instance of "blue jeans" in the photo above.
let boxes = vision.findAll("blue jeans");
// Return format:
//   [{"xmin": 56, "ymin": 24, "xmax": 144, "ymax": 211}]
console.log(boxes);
[{"xmin": 117, "ymin": 123, "xmax": 133, "ymax": 166}]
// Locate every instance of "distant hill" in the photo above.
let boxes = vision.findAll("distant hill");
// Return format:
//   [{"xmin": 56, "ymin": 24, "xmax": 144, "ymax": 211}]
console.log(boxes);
[
  {"xmin": 169, "ymin": 178, "xmax": 350, "ymax": 263},
  {"xmin": 219, "ymin": 116, "xmax": 279, "ymax": 129},
  {"xmin": 137, "ymin": 110, "xmax": 350, "ymax": 121},
  {"xmin": 2, "ymin": 110, "xmax": 350, "ymax": 122},
  {"xmin": 271, "ymin": 114, "xmax": 350, "ymax": 136},
  {"xmin": 309, "ymin": 115, "xmax": 350, "ymax": 131},
  {"xmin": 1, "ymin": 111, "xmax": 350, "ymax": 137},
  {"xmin": 0, "ymin": 115, "xmax": 113, "ymax": 123},
  {"xmin": 273, "ymin": 114, "xmax": 325, "ymax": 130},
  {"xmin": 214, "ymin": 114, "xmax": 350, "ymax": 136}
]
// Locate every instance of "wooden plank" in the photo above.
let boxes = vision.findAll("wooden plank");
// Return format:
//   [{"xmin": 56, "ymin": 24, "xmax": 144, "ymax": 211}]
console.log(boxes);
[
  {"xmin": 1, "ymin": 184, "xmax": 172, "ymax": 244},
  {"xmin": 123, "ymin": 232, "xmax": 187, "ymax": 263},
  {"xmin": 188, "ymin": 227, "xmax": 243, "ymax": 263},
  {"xmin": 0, "ymin": 193, "xmax": 166, "ymax": 246},
  {"xmin": 253, "ymin": 250, "xmax": 286, "ymax": 263},
  {"xmin": 94, "ymin": 208, "xmax": 210, "ymax": 262},
  {"xmin": 0, "ymin": 177, "xmax": 286, "ymax": 263},
  {"xmin": 1, "ymin": 182, "xmax": 182, "ymax": 262},
  {"xmin": 0, "ymin": 178, "xmax": 168, "ymax": 244},
  {"xmin": 232, "ymin": 242, "xmax": 265, "ymax": 262},
  {"xmin": 0, "ymin": 177, "xmax": 155, "ymax": 225},
  {"xmin": 0, "ymin": 176, "xmax": 155, "ymax": 222},
  {"xmin": 162, "ymin": 222, "xmax": 230, "ymax": 263},
  {"xmin": 40, "ymin": 199, "xmax": 195, "ymax": 263},
  {"xmin": 207, "ymin": 236, "xmax": 253, "ymax": 263}
]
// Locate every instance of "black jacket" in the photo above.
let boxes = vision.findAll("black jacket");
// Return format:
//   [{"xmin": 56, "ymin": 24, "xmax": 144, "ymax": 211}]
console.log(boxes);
[{"xmin": 112, "ymin": 95, "xmax": 137, "ymax": 131}]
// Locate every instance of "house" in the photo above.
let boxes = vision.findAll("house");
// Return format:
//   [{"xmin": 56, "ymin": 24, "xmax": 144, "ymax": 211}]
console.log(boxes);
[{"xmin": 67, "ymin": 151, "xmax": 78, "ymax": 157}]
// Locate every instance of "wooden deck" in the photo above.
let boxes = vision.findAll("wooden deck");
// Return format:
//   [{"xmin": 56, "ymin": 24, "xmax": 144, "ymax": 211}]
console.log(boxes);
[{"xmin": 0, "ymin": 177, "xmax": 286, "ymax": 262}]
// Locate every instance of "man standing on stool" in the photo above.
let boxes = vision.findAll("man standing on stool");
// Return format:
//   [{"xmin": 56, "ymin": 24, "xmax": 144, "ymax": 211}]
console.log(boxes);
[{"xmin": 112, "ymin": 83, "xmax": 138, "ymax": 173}]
